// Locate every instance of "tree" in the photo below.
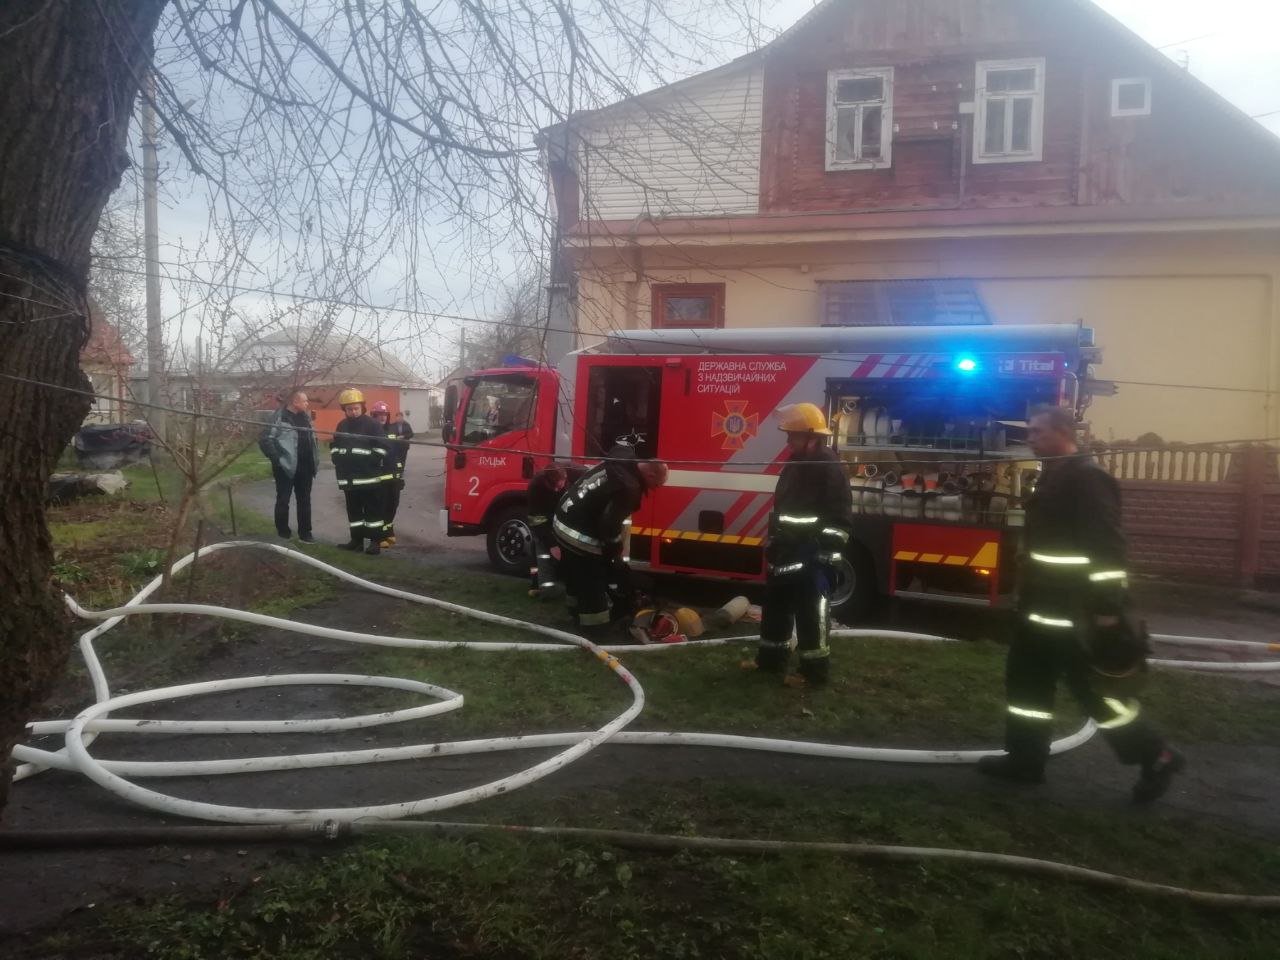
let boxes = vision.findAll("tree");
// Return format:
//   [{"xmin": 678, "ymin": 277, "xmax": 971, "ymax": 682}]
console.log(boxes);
[
  {"xmin": 464, "ymin": 273, "xmax": 548, "ymax": 370},
  {"xmin": 0, "ymin": 0, "xmax": 763, "ymax": 817}
]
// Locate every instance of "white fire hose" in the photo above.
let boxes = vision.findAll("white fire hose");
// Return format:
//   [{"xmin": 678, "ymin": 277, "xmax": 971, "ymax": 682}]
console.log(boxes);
[{"xmin": 8, "ymin": 541, "xmax": 1280, "ymax": 908}]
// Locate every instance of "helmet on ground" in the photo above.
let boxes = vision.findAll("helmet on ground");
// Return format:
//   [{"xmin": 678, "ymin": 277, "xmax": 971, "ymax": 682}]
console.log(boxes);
[
  {"xmin": 371, "ymin": 401, "xmax": 390, "ymax": 415},
  {"xmin": 673, "ymin": 607, "xmax": 705, "ymax": 638},
  {"xmin": 776, "ymin": 402, "xmax": 831, "ymax": 436},
  {"xmin": 337, "ymin": 388, "xmax": 365, "ymax": 407}
]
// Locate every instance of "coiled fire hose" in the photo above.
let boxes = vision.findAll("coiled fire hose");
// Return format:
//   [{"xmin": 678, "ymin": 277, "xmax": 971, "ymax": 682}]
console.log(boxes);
[{"xmin": 7, "ymin": 541, "xmax": 1279, "ymax": 908}]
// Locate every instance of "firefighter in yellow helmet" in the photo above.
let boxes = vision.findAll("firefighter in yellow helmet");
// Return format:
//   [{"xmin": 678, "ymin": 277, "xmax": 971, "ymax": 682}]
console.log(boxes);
[
  {"xmin": 750, "ymin": 402, "xmax": 853, "ymax": 687},
  {"xmin": 330, "ymin": 388, "xmax": 392, "ymax": 554}
]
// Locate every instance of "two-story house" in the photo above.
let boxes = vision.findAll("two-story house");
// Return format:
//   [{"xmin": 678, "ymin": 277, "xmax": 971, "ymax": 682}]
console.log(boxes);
[{"xmin": 543, "ymin": 0, "xmax": 1280, "ymax": 444}]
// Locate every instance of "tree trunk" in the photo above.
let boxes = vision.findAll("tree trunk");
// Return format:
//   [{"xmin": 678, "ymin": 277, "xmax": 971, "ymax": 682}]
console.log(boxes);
[{"xmin": 0, "ymin": 0, "xmax": 169, "ymax": 817}]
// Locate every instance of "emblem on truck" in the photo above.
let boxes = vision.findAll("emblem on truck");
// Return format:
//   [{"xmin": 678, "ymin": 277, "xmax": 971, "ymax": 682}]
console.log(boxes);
[{"xmin": 712, "ymin": 400, "xmax": 759, "ymax": 451}]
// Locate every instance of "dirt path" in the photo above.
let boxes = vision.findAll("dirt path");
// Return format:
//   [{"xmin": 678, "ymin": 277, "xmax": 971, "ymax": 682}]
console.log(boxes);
[{"xmin": 3, "ymin": 572, "xmax": 1278, "ymax": 937}]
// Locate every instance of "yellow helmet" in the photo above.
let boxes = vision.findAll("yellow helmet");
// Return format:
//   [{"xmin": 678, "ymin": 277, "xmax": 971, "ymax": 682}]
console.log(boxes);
[
  {"xmin": 673, "ymin": 607, "xmax": 705, "ymax": 638},
  {"xmin": 337, "ymin": 387, "xmax": 365, "ymax": 407},
  {"xmin": 776, "ymin": 402, "xmax": 831, "ymax": 436}
]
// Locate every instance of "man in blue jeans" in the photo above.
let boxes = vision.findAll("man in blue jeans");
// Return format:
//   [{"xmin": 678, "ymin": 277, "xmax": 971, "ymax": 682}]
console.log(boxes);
[{"xmin": 258, "ymin": 390, "xmax": 320, "ymax": 543}]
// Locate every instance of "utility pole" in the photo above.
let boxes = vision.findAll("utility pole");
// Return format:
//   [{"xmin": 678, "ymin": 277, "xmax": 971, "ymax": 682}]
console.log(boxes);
[
  {"xmin": 142, "ymin": 71, "xmax": 165, "ymax": 440},
  {"xmin": 459, "ymin": 327, "xmax": 467, "ymax": 372}
]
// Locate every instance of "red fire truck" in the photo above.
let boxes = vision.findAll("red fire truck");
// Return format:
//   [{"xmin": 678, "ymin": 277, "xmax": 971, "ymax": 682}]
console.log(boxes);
[{"xmin": 440, "ymin": 324, "xmax": 1104, "ymax": 616}]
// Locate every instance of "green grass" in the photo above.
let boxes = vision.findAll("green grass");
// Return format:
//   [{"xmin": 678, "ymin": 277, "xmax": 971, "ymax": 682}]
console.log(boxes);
[{"xmin": 27, "ymin": 780, "xmax": 1280, "ymax": 960}]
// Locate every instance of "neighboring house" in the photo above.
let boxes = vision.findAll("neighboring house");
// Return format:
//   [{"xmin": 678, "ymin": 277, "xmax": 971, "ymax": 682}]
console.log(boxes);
[
  {"xmin": 144, "ymin": 326, "xmax": 428, "ymax": 437},
  {"xmin": 81, "ymin": 306, "xmax": 136, "ymax": 424},
  {"xmin": 543, "ymin": 0, "xmax": 1280, "ymax": 443}
]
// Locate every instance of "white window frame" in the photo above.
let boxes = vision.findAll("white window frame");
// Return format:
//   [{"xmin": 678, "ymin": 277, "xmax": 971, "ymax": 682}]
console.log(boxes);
[
  {"xmin": 974, "ymin": 57, "xmax": 1045, "ymax": 164},
  {"xmin": 1111, "ymin": 77, "xmax": 1152, "ymax": 117},
  {"xmin": 826, "ymin": 67, "xmax": 894, "ymax": 171}
]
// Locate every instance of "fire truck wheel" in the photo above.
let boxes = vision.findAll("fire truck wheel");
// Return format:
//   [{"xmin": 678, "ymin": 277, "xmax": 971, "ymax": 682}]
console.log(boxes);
[
  {"xmin": 487, "ymin": 504, "xmax": 533, "ymax": 576},
  {"xmin": 829, "ymin": 548, "xmax": 878, "ymax": 624}
]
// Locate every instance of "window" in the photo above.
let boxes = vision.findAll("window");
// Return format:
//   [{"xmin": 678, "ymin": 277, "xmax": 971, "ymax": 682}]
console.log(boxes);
[
  {"xmin": 1111, "ymin": 78, "xmax": 1151, "ymax": 117},
  {"xmin": 974, "ymin": 58, "xmax": 1045, "ymax": 163},
  {"xmin": 461, "ymin": 375, "xmax": 537, "ymax": 444},
  {"xmin": 651, "ymin": 283, "xmax": 725, "ymax": 329},
  {"xmin": 820, "ymin": 280, "xmax": 992, "ymax": 327},
  {"xmin": 826, "ymin": 67, "xmax": 894, "ymax": 170},
  {"xmin": 584, "ymin": 365, "xmax": 662, "ymax": 457}
]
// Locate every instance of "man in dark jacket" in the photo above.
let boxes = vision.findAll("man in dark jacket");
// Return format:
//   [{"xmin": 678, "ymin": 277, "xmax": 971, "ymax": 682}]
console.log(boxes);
[
  {"xmin": 978, "ymin": 405, "xmax": 1183, "ymax": 803},
  {"xmin": 258, "ymin": 390, "xmax": 319, "ymax": 543},
  {"xmin": 553, "ymin": 447, "xmax": 668, "ymax": 638},
  {"xmin": 330, "ymin": 388, "xmax": 391, "ymax": 555},
  {"xmin": 752, "ymin": 402, "xmax": 854, "ymax": 688},
  {"xmin": 371, "ymin": 402, "xmax": 414, "ymax": 546}
]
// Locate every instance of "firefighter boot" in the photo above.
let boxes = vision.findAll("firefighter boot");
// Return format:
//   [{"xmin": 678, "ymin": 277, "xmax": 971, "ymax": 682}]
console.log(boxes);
[
  {"xmin": 337, "ymin": 537, "xmax": 363, "ymax": 551},
  {"xmin": 796, "ymin": 653, "xmax": 831, "ymax": 689},
  {"xmin": 976, "ymin": 754, "xmax": 1045, "ymax": 785},
  {"xmin": 364, "ymin": 540, "xmax": 381, "ymax": 556},
  {"xmin": 1132, "ymin": 748, "xmax": 1186, "ymax": 804},
  {"xmin": 749, "ymin": 643, "xmax": 790, "ymax": 675}
]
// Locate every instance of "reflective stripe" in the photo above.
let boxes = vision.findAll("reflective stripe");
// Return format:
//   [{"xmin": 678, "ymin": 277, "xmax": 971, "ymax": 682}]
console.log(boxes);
[
  {"xmin": 527, "ymin": 514, "xmax": 549, "ymax": 525},
  {"xmin": 1098, "ymin": 698, "xmax": 1141, "ymax": 729},
  {"xmin": 1008, "ymin": 705, "xmax": 1054, "ymax": 721},
  {"xmin": 1030, "ymin": 552, "xmax": 1091, "ymax": 566},
  {"xmin": 778, "ymin": 515, "xmax": 819, "ymax": 525},
  {"xmin": 1089, "ymin": 570, "xmax": 1128, "ymax": 583},
  {"xmin": 348, "ymin": 447, "xmax": 377, "ymax": 456},
  {"xmin": 350, "ymin": 477, "xmax": 383, "ymax": 486},
  {"xmin": 537, "ymin": 553, "xmax": 552, "ymax": 560},
  {"xmin": 349, "ymin": 521, "xmax": 362, "ymax": 528},
  {"xmin": 1027, "ymin": 613, "xmax": 1075, "ymax": 628},
  {"xmin": 331, "ymin": 447, "xmax": 348, "ymax": 455},
  {"xmin": 539, "ymin": 581, "xmax": 556, "ymax": 589},
  {"xmin": 821, "ymin": 527, "xmax": 849, "ymax": 542},
  {"xmin": 799, "ymin": 648, "xmax": 831, "ymax": 660},
  {"xmin": 336, "ymin": 480, "xmax": 349, "ymax": 488},
  {"xmin": 757, "ymin": 640, "xmax": 790, "ymax": 651},
  {"xmin": 770, "ymin": 561, "xmax": 806, "ymax": 575},
  {"xmin": 578, "ymin": 609, "xmax": 611, "ymax": 626},
  {"xmin": 554, "ymin": 516, "xmax": 603, "ymax": 553}
]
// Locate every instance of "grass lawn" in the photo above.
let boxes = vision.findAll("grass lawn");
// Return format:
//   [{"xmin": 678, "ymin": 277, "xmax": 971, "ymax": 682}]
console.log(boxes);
[{"xmin": 23, "ymin": 779, "xmax": 1280, "ymax": 960}]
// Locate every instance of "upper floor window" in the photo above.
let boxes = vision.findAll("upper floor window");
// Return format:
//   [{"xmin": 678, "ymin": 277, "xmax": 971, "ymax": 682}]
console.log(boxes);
[
  {"xmin": 974, "ymin": 58, "xmax": 1045, "ymax": 164},
  {"xmin": 826, "ymin": 67, "xmax": 894, "ymax": 170},
  {"xmin": 1111, "ymin": 78, "xmax": 1151, "ymax": 117},
  {"xmin": 651, "ymin": 283, "xmax": 725, "ymax": 329}
]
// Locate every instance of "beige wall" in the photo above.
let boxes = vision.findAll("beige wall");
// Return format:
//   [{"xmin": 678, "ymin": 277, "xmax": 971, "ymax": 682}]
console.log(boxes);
[{"xmin": 571, "ymin": 230, "xmax": 1280, "ymax": 444}]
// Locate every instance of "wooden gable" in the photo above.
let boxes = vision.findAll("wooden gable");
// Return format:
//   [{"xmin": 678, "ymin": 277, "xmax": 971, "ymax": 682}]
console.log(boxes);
[{"xmin": 758, "ymin": 0, "xmax": 1280, "ymax": 216}]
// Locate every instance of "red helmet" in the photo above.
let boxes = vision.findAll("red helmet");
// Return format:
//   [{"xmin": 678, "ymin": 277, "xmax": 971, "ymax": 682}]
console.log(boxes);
[{"xmin": 370, "ymin": 401, "xmax": 390, "ymax": 415}]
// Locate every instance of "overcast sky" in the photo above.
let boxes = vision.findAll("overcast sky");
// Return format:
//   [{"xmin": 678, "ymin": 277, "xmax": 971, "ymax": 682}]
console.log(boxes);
[{"xmin": 144, "ymin": 0, "xmax": 1280, "ymax": 382}]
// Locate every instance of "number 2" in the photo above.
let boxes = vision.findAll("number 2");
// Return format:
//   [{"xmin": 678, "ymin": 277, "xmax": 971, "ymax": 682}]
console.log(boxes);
[{"xmin": 468, "ymin": 476, "xmax": 480, "ymax": 497}]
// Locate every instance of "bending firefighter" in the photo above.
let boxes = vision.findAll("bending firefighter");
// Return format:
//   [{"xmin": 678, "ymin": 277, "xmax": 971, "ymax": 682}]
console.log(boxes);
[
  {"xmin": 751, "ymin": 403, "xmax": 854, "ymax": 687},
  {"xmin": 979, "ymin": 405, "xmax": 1184, "ymax": 802},
  {"xmin": 526, "ymin": 462, "xmax": 583, "ymax": 598},
  {"xmin": 371, "ymin": 401, "xmax": 414, "ymax": 547},
  {"xmin": 330, "ymin": 388, "xmax": 392, "ymax": 555},
  {"xmin": 553, "ymin": 448, "xmax": 668, "ymax": 639}
]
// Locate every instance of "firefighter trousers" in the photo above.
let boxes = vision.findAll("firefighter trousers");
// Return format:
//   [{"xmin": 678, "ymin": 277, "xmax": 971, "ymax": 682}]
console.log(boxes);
[
  {"xmin": 529, "ymin": 523, "xmax": 557, "ymax": 592},
  {"xmin": 342, "ymin": 486, "xmax": 384, "ymax": 544},
  {"xmin": 759, "ymin": 565, "xmax": 831, "ymax": 682},
  {"xmin": 1004, "ymin": 619, "xmax": 1165, "ymax": 773},
  {"xmin": 381, "ymin": 477, "xmax": 402, "ymax": 539},
  {"xmin": 557, "ymin": 546, "xmax": 613, "ymax": 635}
]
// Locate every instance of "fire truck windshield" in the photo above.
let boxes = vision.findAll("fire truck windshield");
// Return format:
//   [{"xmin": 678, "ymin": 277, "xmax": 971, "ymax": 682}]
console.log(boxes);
[{"xmin": 461, "ymin": 377, "xmax": 537, "ymax": 444}]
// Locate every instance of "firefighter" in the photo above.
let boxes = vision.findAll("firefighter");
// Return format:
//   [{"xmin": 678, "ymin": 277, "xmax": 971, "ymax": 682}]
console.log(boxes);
[
  {"xmin": 553, "ymin": 447, "xmax": 668, "ymax": 639},
  {"xmin": 371, "ymin": 402, "xmax": 414, "ymax": 547},
  {"xmin": 526, "ymin": 462, "xmax": 584, "ymax": 597},
  {"xmin": 752, "ymin": 402, "xmax": 853, "ymax": 688},
  {"xmin": 330, "ymin": 388, "xmax": 391, "ymax": 555},
  {"xmin": 978, "ymin": 404, "xmax": 1184, "ymax": 803}
]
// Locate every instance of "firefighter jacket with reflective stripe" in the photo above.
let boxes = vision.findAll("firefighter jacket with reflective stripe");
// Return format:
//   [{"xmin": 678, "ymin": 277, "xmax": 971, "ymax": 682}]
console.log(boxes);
[
  {"xmin": 766, "ymin": 445, "xmax": 854, "ymax": 573},
  {"xmin": 383, "ymin": 421, "xmax": 414, "ymax": 474},
  {"xmin": 1020, "ymin": 455, "xmax": 1128, "ymax": 620},
  {"xmin": 554, "ymin": 456, "xmax": 644, "ymax": 559},
  {"xmin": 330, "ymin": 415, "xmax": 390, "ymax": 488},
  {"xmin": 528, "ymin": 465, "xmax": 586, "ymax": 533}
]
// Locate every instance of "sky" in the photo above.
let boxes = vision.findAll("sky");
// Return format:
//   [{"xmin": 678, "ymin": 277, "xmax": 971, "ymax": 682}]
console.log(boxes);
[{"xmin": 138, "ymin": 0, "xmax": 1280, "ymax": 383}]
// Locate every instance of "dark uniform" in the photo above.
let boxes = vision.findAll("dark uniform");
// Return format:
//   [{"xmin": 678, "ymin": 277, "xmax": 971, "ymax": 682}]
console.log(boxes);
[
  {"xmin": 330, "ymin": 414, "xmax": 391, "ymax": 548},
  {"xmin": 381, "ymin": 418, "xmax": 414, "ymax": 540},
  {"xmin": 526, "ymin": 464, "xmax": 585, "ymax": 594},
  {"xmin": 757, "ymin": 445, "xmax": 854, "ymax": 685},
  {"xmin": 1003, "ymin": 455, "xmax": 1167, "ymax": 776},
  {"xmin": 553, "ymin": 451, "xmax": 647, "ymax": 636}
]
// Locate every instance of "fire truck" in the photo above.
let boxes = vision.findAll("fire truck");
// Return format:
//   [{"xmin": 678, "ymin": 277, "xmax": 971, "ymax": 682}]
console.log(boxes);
[{"xmin": 440, "ymin": 324, "xmax": 1104, "ymax": 616}]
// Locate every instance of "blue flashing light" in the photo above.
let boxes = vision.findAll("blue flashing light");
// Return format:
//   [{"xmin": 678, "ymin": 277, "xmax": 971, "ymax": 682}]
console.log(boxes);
[{"xmin": 955, "ymin": 356, "xmax": 979, "ymax": 374}]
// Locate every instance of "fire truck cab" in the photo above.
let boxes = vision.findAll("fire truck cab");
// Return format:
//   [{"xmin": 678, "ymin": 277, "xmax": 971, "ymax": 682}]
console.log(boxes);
[{"xmin": 441, "ymin": 324, "xmax": 1104, "ymax": 616}]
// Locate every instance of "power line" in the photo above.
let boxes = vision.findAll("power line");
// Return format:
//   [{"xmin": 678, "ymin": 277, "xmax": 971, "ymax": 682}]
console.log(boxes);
[
  {"xmin": 1, "ymin": 370, "xmax": 1276, "ymax": 470},
  {"xmin": 88, "ymin": 260, "xmax": 1280, "ymax": 398}
]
